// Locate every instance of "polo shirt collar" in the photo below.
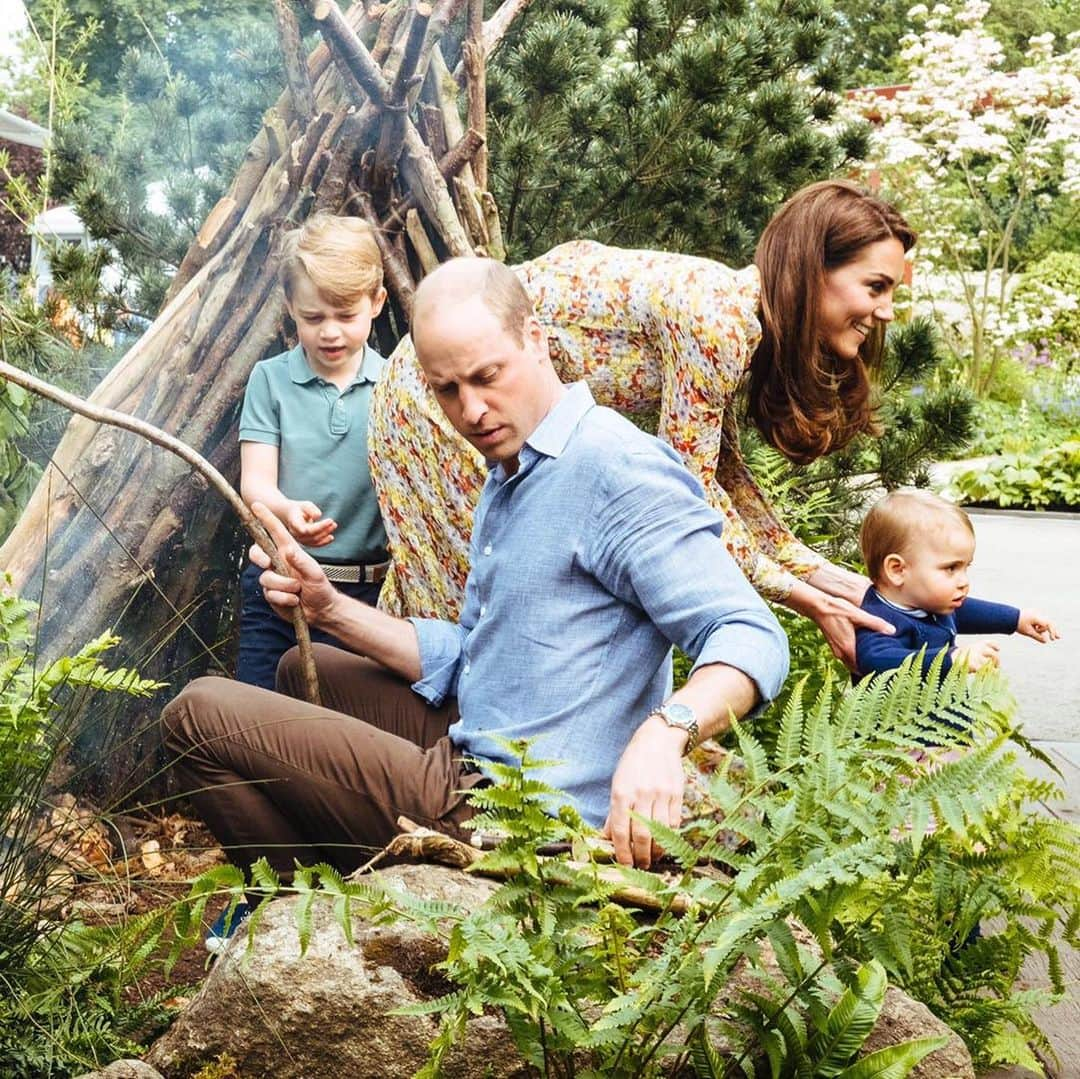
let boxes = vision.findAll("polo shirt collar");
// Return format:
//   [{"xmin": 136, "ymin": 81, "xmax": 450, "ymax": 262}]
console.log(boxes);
[{"xmin": 287, "ymin": 344, "xmax": 384, "ymax": 386}]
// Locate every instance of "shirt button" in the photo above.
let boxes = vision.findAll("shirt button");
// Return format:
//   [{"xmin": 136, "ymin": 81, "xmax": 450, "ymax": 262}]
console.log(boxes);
[
  {"xmin": 483, "ymin": 544, "xmax": 492, "ymax": 556},
  {"xmin": 480, "ymin": 605, "xmax": 487, "ymax": 617},
  {"xmin": 464, "ymin": 663, "xmax": 471, "ymax": 674}
]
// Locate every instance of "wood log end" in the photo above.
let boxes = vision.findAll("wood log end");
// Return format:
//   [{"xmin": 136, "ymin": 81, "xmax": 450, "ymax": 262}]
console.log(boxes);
[{"xmin": 195, "ymin": 197, "xmax": 238, "ymax": 247}]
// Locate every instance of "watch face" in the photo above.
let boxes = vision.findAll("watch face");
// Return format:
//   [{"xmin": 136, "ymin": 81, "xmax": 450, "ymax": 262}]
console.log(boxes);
[{"xmin": 662, "ymin": 703, "xmax": 695, "ymax": 728}]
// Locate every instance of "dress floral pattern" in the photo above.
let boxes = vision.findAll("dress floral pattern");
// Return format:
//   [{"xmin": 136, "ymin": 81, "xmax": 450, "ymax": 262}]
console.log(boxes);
[{"xmin": 369, "ymin": 240, "xmax": 825, "ymax": 621}]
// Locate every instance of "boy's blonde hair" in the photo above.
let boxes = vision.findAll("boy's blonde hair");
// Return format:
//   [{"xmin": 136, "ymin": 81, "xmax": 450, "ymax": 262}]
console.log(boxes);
[
  {"xmin": 860, "ymin": 489, "xmax": 974, "ymax": 582},
  {"xmin": 280, "ymin": 213, "xmax": 383, "ymax": 307}
]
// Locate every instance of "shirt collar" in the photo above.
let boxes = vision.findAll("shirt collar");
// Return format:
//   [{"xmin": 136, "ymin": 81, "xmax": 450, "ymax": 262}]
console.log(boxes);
[
  {"xmin": 872, "ymin": 587, "xmax": 929, "ymax": 619},
  {"xmin": 288, "ymin": 344, "xmax": 384, "ymax": 386},
  {"xmin": 525, "ymin": 380, "xmax": 594, "ymax": 459}
]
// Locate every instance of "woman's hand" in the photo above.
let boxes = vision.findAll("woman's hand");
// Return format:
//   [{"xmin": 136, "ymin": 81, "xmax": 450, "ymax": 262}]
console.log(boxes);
[
  {"xmin": 784, "ymin": 579, "xmax": 894, "ymax": 669},
  {"xmin": 804, "ymin": 563, "xmax": 873, "ymax": 607}
]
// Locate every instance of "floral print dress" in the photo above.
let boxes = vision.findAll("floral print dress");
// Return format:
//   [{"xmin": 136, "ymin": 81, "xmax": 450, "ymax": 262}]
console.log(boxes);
[{"xmin": 368, "ymin": 240, "xmax": 825, "ymax": 622}]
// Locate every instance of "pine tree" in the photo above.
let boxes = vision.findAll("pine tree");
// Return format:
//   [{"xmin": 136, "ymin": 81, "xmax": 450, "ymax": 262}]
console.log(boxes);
[{"xmin": 485, "ymin": 0, "xmax": 871, "ymax": 263}]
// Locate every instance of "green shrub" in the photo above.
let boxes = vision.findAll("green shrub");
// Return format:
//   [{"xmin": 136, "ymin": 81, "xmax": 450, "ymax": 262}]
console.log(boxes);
[
  {"xmin": 950, "ymin": 440, "xmax": 1080, "ymax": 510},
  {"xmin": 1015, "ymin": 252, "xmax": 1080, "ymax": 366},
  {"xmin": 0, "ymin": 576, "xmax": 173, "ymax": 1077},
  {"xmin": 963, "ymin": 398, "xmax": 1078, "ymax": 457},
  {"xmin": 985, "ymin": 355, "xmax": 1032, "ymax": 406}
]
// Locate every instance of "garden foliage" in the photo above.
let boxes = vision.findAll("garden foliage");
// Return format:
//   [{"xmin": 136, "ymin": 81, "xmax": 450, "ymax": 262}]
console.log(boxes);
[
  {"xmin": 0, "ymin": 577, "xmax": 171, "ymax": 1077},
  {"xmin": 484, "ymin": 0, "xmax": 870, "ymax": 264},
  {"xmin": 949, "ymin": 440, "xmax": 1080, "ymax": 510},
  {"xmin": 182, "ymin": 660, "xmax": 1078, "ymax": 1076},
  {"xmin": 845, "ymin": 0, "xmax": 1080, "ymax": 392}
]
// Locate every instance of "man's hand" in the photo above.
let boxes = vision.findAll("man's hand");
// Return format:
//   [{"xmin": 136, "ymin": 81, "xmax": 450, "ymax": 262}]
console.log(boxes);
[
  {"xmin": 250, "ymin": 502, "xmax": 339, "ymax": 627},
  {"xmin": 603, "ymin": 714, "xmax": 686, "ymax": 869},
  {"xmin": 283, "ymin": 500, "xmax": 337, "ymax": 547},
  {"xmin": 1017, "ymin": 610, "xmax": 1060, "ymax": 644},
  {"xmin": 952, "ymin": 639, "xmax": 1000, "ymax": 672},
  {"xmin": 786, "ymin": 581, "xmax": 894, "ymax": 670}
]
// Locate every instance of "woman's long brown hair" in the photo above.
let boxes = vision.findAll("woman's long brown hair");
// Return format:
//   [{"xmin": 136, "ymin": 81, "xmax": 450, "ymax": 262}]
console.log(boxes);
[{"xmin": 747, "ymin": 180, "xmax": 916, "ymax": 464}]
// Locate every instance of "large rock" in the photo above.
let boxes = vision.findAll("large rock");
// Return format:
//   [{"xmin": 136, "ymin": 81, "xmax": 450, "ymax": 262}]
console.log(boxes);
[
  {"xmin": 146, "ymin": 865, "xmax": 524, "ymax": 1079},
  {"xmin": 74, "ymin": 1062, "xmax": 165, "ymax": 1079},
  {"xmin": 146, "ymin": 864, "xmax": 973, "ymax": 1078},
  {"xmin": 864, "ymin": 988, "xmax": 974, "ymax": 1079}
]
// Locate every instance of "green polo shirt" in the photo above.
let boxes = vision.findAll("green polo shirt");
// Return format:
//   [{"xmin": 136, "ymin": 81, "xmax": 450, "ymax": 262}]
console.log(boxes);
[{"xmin": 239, "ymin": 344, "xmax": 388, "ymax": 563}]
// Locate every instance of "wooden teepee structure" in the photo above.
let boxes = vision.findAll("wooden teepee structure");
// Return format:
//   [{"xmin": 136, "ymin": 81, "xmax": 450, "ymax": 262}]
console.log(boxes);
[{"xmin": 0, "ymin": 0, "xmax": 527, "ymax": 792}]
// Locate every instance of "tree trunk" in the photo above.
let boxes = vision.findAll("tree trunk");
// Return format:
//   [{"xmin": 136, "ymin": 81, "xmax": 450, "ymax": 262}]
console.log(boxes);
[{"xmin": 0, "ymin": 0, "xmax": 520, "ymax": 801}]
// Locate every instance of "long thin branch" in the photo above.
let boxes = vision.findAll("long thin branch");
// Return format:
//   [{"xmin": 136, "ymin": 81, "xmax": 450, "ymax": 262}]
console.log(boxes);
[{"xmin": 0, "ymin": 361, "xmax": 322, "ymax": 707}]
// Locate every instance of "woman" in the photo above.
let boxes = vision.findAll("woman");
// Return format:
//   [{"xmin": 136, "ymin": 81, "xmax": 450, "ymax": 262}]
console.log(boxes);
[{"xmin": 369, "ymin": 180, "xmax": 913, "ymax": 666}]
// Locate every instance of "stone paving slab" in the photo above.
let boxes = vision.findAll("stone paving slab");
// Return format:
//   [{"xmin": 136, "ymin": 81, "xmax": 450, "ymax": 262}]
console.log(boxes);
[{"xmin": 964, "ymin": 510, "xmax": 1079, "ymax": 742}]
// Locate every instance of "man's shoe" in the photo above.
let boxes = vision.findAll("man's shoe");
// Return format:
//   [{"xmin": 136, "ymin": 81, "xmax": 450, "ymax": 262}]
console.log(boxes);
[{"xmin": 205, "ymin": 900, "xmax": 253, "ymax": 955}]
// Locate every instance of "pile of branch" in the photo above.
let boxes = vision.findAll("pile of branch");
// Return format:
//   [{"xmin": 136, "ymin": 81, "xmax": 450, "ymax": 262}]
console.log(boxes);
[{"xmin": 173, "ymin": 0, "xmax": 517, "ymax": 341}]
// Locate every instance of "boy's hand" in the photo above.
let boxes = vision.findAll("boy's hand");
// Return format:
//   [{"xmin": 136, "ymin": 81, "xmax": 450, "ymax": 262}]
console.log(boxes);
[
  {"xmin": 952, "ymin": 639, "xmax": 1000, "ymax": 672},
  {"xmin": 1017, "ymin": 610, "xmax": 1060, "ymax": 644},
  {"xmin": 249, "ymin": 502, "xmax": 339, "ymax": 627},
  {"xmin": 284, "ymin": 500, "xmax": 337, "ymax": 547}
]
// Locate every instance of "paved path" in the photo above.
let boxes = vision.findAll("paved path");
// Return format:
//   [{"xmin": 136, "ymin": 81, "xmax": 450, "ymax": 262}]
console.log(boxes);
[{"xmin": 962, "ymin": 510, "xmax": 1079, "ymax": 1077}]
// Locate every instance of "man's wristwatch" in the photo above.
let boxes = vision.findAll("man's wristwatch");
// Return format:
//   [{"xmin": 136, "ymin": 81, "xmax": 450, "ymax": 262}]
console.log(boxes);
[{"xmin": 649, "ymin": 702, "xmax": 699, "ymax": 753}]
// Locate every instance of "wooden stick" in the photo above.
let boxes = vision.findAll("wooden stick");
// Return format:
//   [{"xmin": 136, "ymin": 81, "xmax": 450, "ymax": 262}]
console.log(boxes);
[
  {"xmin": 274, "ymin": 0, "xmax": 318, "ymax": 121},
  {"xmin": 452, "ymin": 174, "xmax": 489, "ymax": 250},
  {"xmin": 306, "ymin": 0, "xmax": 392, "ymax": 108},
  {"xmin": 381, "ymin": 128, "xmax": 484, "ymax": 231},
  {"xmin": 350, "ymin": 189, "xmax": 417, "ymax": 315},
  {"xmin": 386, "ymin": 818, "xmax": 693, "ymax": 915},
  {"xmin": 372, "ymin": 1, "xmax": 434, "ymax": 207},
  {"xmin": 405, "ymin": 207, "xmax": 440, "ymax": 273},
  {"xmin": 480, "ymin": 190, "xmax": 506, "ymax": 261},
  {"xmin": 399, "ymin": 125, "xmax": 473, "ymax": 256},
  {"xmin": 0, "ymin": 361, "xmax": 323, "ymax": 707},
  {"xmin": 452, "ymin": 0, "xmax": 533, "ymax": 81},
  {"xmin": 462, "ymin": 0, "xmax": 487, "ymax": 189}
]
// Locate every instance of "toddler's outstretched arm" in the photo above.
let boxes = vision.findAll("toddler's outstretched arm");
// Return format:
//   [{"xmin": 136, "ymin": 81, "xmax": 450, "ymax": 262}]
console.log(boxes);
[{"xmin": 1016, "ymin": 610, "xmax": 1060, "ymax": 644}]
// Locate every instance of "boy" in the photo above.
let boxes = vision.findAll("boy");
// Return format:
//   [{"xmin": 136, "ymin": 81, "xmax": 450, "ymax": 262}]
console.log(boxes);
[
  {"xmin": 855, "ymin": 489, "xmax": 1058, "ymax": 681},
  {"xmin": 236, "ymin": 214, "xmax": 390, "ymax": 690}
]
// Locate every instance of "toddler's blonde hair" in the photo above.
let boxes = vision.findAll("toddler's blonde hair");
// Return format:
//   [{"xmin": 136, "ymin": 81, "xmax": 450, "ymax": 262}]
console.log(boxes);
[{"xmin": 860, "ymin": 489, "xmax": 974, "ymax": 582}]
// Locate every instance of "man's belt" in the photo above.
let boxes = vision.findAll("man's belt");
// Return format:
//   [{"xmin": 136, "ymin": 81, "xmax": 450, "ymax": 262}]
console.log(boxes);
[{"xmin": 318, "ymin": 560, "xmax": 391, "ymax": 584}]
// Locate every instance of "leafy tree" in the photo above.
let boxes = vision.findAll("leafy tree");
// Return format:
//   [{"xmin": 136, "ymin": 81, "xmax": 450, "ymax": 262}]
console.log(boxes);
[
  {"xmin": 845, "ymin": 0, "xmax": 1080, "ymax": 393},
  {"xmin": 22, "ymin": 0, "xmax": 269, "ymax": 96},
  {"xmin": 832, "ymin": 0, "xmax": 1080, "ymax": 89},
  {"xmin": 7, "ymin": 0, "xmax": 283, "ymax": 323},
  {"xmin": 485, "ymin": 0, "xmax": 872, "ymax": 264}
]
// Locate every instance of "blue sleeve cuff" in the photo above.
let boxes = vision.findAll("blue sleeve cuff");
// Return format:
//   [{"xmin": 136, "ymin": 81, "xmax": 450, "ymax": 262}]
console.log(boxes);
[
  {"xmin": 690, "ymin": 620, "xmax": 790, "ymax": 710},
  {"xmin": 408, "ymin": 617, "xmax": 469, "ymax": 706}
]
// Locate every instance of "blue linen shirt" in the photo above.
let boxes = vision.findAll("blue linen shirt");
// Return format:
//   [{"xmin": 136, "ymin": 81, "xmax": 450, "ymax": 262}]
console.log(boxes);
[
  {"xmin": 408, "ymin": 382, "xmax": 789, "ymax": 827},
  {"xmin": 238, "ymin": 344, "xmax": 389, "ymax": 563}
]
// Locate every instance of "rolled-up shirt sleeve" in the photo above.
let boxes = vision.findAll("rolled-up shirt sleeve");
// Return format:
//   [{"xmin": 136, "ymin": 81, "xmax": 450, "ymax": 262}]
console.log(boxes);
[
  {"xmin": 586, "ymin": 445, "xmax": 789, "ymax": 706},
  {"xmin": 407, "ymin": 617, "xmax": 470, "ymax": 705}
]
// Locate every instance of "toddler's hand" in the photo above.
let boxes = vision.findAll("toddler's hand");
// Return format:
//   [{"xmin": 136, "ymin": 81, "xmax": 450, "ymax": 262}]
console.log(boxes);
[
  {"xmin": 1017, "ymin": 610, "xmax": 1060, "ymax": 644},
  {"xmin": 953, "ymin": 639, "xmax": 1000, "ymax": 672},
  {"xmin": 285, "ymin": 500, "xmax": 337, "ymax": 547}
]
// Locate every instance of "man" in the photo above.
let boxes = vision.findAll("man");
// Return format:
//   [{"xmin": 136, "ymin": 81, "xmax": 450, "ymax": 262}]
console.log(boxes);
[{"xmin": 162, "ymin": 258, "xmax": 788, "ymax": 890}]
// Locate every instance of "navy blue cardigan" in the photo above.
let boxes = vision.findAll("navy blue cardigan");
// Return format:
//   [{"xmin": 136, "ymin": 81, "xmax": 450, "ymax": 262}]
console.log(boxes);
[{"xmin": 855, "ymin": 587, "xmax": 1019, "ymax": 680}]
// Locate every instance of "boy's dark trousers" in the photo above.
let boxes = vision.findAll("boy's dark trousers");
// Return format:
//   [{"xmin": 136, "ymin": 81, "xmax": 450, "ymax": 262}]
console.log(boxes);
[{"xmin": 236, "ymin": 561, "xmax": 382, "ymax": 690}]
